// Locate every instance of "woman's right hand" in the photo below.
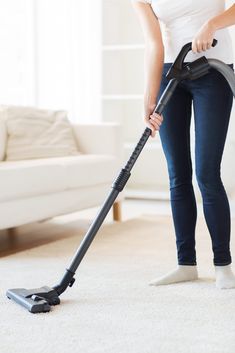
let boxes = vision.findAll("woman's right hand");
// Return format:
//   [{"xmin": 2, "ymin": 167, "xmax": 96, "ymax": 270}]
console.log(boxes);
[{"xmin": 144, "ymin": 104, "xmax": 164, "ymax": 138}]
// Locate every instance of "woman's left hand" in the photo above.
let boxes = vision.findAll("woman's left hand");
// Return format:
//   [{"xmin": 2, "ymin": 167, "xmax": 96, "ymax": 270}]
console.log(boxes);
[{"xmin": 192, "ymin": 21, "xmax": 216, "ymax": 53}]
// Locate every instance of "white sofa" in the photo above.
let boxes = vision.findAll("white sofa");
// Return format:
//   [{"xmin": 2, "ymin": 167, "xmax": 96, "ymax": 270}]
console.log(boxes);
[{"xmin": 0, "ymin": 122, "xmax": 125, "ymax": 230}]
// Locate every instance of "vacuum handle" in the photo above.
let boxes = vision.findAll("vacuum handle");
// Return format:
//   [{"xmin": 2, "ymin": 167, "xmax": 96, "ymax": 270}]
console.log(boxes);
[
  {"xmin": 172, "ymin": 39, "xmax": 218, "ymax": 72},
  {"xmin": 154, "ymin": 39, "xmax": 218, "ymax": 113},
  {"xmin": 125, "ymin": 39, "xmax": 218, "ymax": 171}
]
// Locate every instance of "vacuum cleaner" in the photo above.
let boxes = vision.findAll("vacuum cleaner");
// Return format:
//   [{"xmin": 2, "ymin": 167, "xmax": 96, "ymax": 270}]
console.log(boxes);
[{"xmin": 6, "ymin": 39, "xmax": 235, "ymax": 313}]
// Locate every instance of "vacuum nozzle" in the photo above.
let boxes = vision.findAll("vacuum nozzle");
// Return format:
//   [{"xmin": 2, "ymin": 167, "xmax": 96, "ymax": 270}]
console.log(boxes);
[{"xmin": 6, "ymin": 286, "xmax": 60, "ymax": 313}]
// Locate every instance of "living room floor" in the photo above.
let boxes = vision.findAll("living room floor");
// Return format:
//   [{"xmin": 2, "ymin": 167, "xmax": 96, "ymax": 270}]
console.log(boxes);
[
  {"xmin": 1, "ymin": 197, "xmax": 235, "ymax": 353},
  {"xmin": 1, "ymin": 197, "xmax": 235, "ymax": 258},
  {"xmin": 56, "ymin": 197, "xmax": 235, "ymax": 222}
]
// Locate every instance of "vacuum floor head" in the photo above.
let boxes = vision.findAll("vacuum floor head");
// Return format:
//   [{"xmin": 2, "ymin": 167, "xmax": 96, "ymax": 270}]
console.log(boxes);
[{"xmin": 6, "ymin": 286, "xmax": 60, "ymax": 313}]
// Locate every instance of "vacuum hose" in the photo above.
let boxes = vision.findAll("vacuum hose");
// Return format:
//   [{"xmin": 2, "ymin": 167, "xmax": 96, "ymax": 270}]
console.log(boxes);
[{"xmin": 208, "ymin": 59, "xmax": 235, "ymax": 98}]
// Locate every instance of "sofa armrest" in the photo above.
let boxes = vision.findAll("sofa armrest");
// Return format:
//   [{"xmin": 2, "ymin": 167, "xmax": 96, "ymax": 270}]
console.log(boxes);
[{"xmin": 72, "ymin": 122, "xmax": 124, "ymax": 160}]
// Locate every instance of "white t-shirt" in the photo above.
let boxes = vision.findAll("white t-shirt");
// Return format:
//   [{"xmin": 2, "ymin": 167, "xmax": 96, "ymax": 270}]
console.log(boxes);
[{"xmin": 133, "ymin": 0, "xmax": 234, "ymax": 63}]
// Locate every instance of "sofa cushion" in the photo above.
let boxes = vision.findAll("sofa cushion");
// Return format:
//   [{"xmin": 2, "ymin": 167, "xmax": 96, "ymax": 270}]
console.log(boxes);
[
  {"xmin": 0, "ymin": 118, "xmax": 6, "ymax": 161},
  {"xmin": 61, "ymin": 154, "xmax": 118, "ymax": 189},
  {"xmin": 2, "ymin": 105, "xmax": 81, "ymax": 161},
  {"xmin": 0, "ymin": 158, "xmax": 67, "ymax": 202},
  {"xmin": 0, "ymin": 154, "xmax": 118, "ymax": 202}
]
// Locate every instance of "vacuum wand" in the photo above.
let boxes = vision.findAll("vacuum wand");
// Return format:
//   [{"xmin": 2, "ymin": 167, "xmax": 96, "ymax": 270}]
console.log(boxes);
[
  {"xmin": 52, "ymin": 76, "xmax": 180, "ymax": 297},
  {"xmin": 6, "ymin": 75, "xmax": 181, "ymax": 312},
  {"xmin": 7, "ymin": 38, "xmax": 235, "ymax": 313}
]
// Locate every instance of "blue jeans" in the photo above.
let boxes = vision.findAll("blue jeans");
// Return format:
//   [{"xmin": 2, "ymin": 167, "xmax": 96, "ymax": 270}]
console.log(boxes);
[{"xmin": 157, "ymin": 62, "xmax": 234, "ymax": 266}]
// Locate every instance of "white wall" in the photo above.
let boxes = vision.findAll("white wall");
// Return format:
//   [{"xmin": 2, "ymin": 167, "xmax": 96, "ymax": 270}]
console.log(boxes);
[{"xmin": 221, "ymin": 0, "xmax": 235, "ymax": 197}]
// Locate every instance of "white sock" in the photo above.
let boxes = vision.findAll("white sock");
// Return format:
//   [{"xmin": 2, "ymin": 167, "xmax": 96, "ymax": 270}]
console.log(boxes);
[
  {"xmin": 149, "ymin": 265, "xmax": 198, "ymax": 286},
  {"xmin": 215, "ymin": 264, "xmax": 235, "ymax": 289}
]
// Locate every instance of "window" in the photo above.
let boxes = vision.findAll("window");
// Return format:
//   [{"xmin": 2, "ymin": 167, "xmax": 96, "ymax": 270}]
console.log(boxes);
[{"xmin": 0, "ymin": 0, "xmax": 102, "ymax": 122}]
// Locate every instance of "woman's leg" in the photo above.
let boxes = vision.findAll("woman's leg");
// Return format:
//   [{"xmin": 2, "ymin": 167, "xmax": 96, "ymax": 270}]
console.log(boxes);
[
  {"xmin": 192, "ymin": 64, "xmax": 235, "ymax": 288},
  {"xmin": 150, "ymin": 65, "xmax": 198, "ymax": 285}
]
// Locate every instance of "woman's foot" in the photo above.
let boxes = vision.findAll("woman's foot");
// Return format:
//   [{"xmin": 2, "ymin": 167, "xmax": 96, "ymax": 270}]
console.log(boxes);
[
  {"xmin": 215, "ymin": 264, "xmax": 235, "ymax": 289},
  {"xmin": 149, "ymin": 265, "xmax": 198, "ymax": 286}
]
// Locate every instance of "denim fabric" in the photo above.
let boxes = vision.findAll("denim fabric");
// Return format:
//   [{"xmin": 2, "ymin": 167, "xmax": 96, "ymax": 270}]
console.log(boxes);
[{"xmin": 157, "ymin": 62, "xmax": 234, "ymax": 266}]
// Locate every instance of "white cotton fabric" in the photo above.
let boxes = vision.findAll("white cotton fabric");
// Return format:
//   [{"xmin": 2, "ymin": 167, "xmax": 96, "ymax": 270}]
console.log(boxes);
[
  {"xmin": 0, "ymin": 107, "xmax": 7, "ymax": 161},
  {"xmin": 133, "ymin": 0, "xmax": 234, "ymax": 63},
  {"xmin": 0, "ymin": 105, "xmax": 81, "ymax": 161},
  {"xmin": 0, "ymin": 155, "xmax": 117, "ymax": 202}
]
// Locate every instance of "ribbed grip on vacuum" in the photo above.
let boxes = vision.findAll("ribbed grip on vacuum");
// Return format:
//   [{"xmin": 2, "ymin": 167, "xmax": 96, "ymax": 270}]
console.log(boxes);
[
  {"xmin": 124, "ymin": 127, "xmax": 152, "ymax": 172},
  {"xmin": 112, "ymin": 168, "xmax": 131, "ymax": 191}
]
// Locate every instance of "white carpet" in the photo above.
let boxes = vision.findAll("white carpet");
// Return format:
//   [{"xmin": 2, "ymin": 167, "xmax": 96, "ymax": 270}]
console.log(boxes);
[{"xmin": 1, "ymin": 214, "xmax": 235, "ymax": 353}]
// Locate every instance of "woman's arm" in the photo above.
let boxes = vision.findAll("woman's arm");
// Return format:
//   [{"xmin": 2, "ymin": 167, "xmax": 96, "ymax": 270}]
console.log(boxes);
[
  {"xmin": 131, "ymin": 1, "xmax": 164, "ymax": 138},
  {"xmin": 192, "ymin": 3, "xmax": 235, "ymax": 53},
  {"xmin": 211, "ymin": 3, "xmax": 235, "ymax": 30}
]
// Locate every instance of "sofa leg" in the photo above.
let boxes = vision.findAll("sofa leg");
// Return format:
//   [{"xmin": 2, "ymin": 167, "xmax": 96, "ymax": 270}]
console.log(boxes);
[
  {"xmin": 8, "ymin": 227, "xmax": 17, "ymax": 237},
  {"xmin": 113, "ymin": 201, "xmax": 122, "ymax": 222},
  {"xmin": 7, "ymin": 228, "xmax": 17, "ymax": 244}
]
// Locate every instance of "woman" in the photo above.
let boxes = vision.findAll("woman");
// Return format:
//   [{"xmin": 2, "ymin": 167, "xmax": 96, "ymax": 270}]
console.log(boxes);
[{"xmin": 131, "ymin": 0, "xmax": 235, "ymax": 289}]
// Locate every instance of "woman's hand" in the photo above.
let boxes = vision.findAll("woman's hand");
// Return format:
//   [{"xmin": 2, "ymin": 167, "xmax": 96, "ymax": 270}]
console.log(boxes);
[
  {"xmin": 144, "ymin": 103, "xmax": 163, "ymax": 138},
  {"xmin": 192, "ymin": 20, "xmax": 216, "ymax": 53},
  {"xmin": 192, "ymin": 4, "xmax": 235, "ymax": 53}
]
